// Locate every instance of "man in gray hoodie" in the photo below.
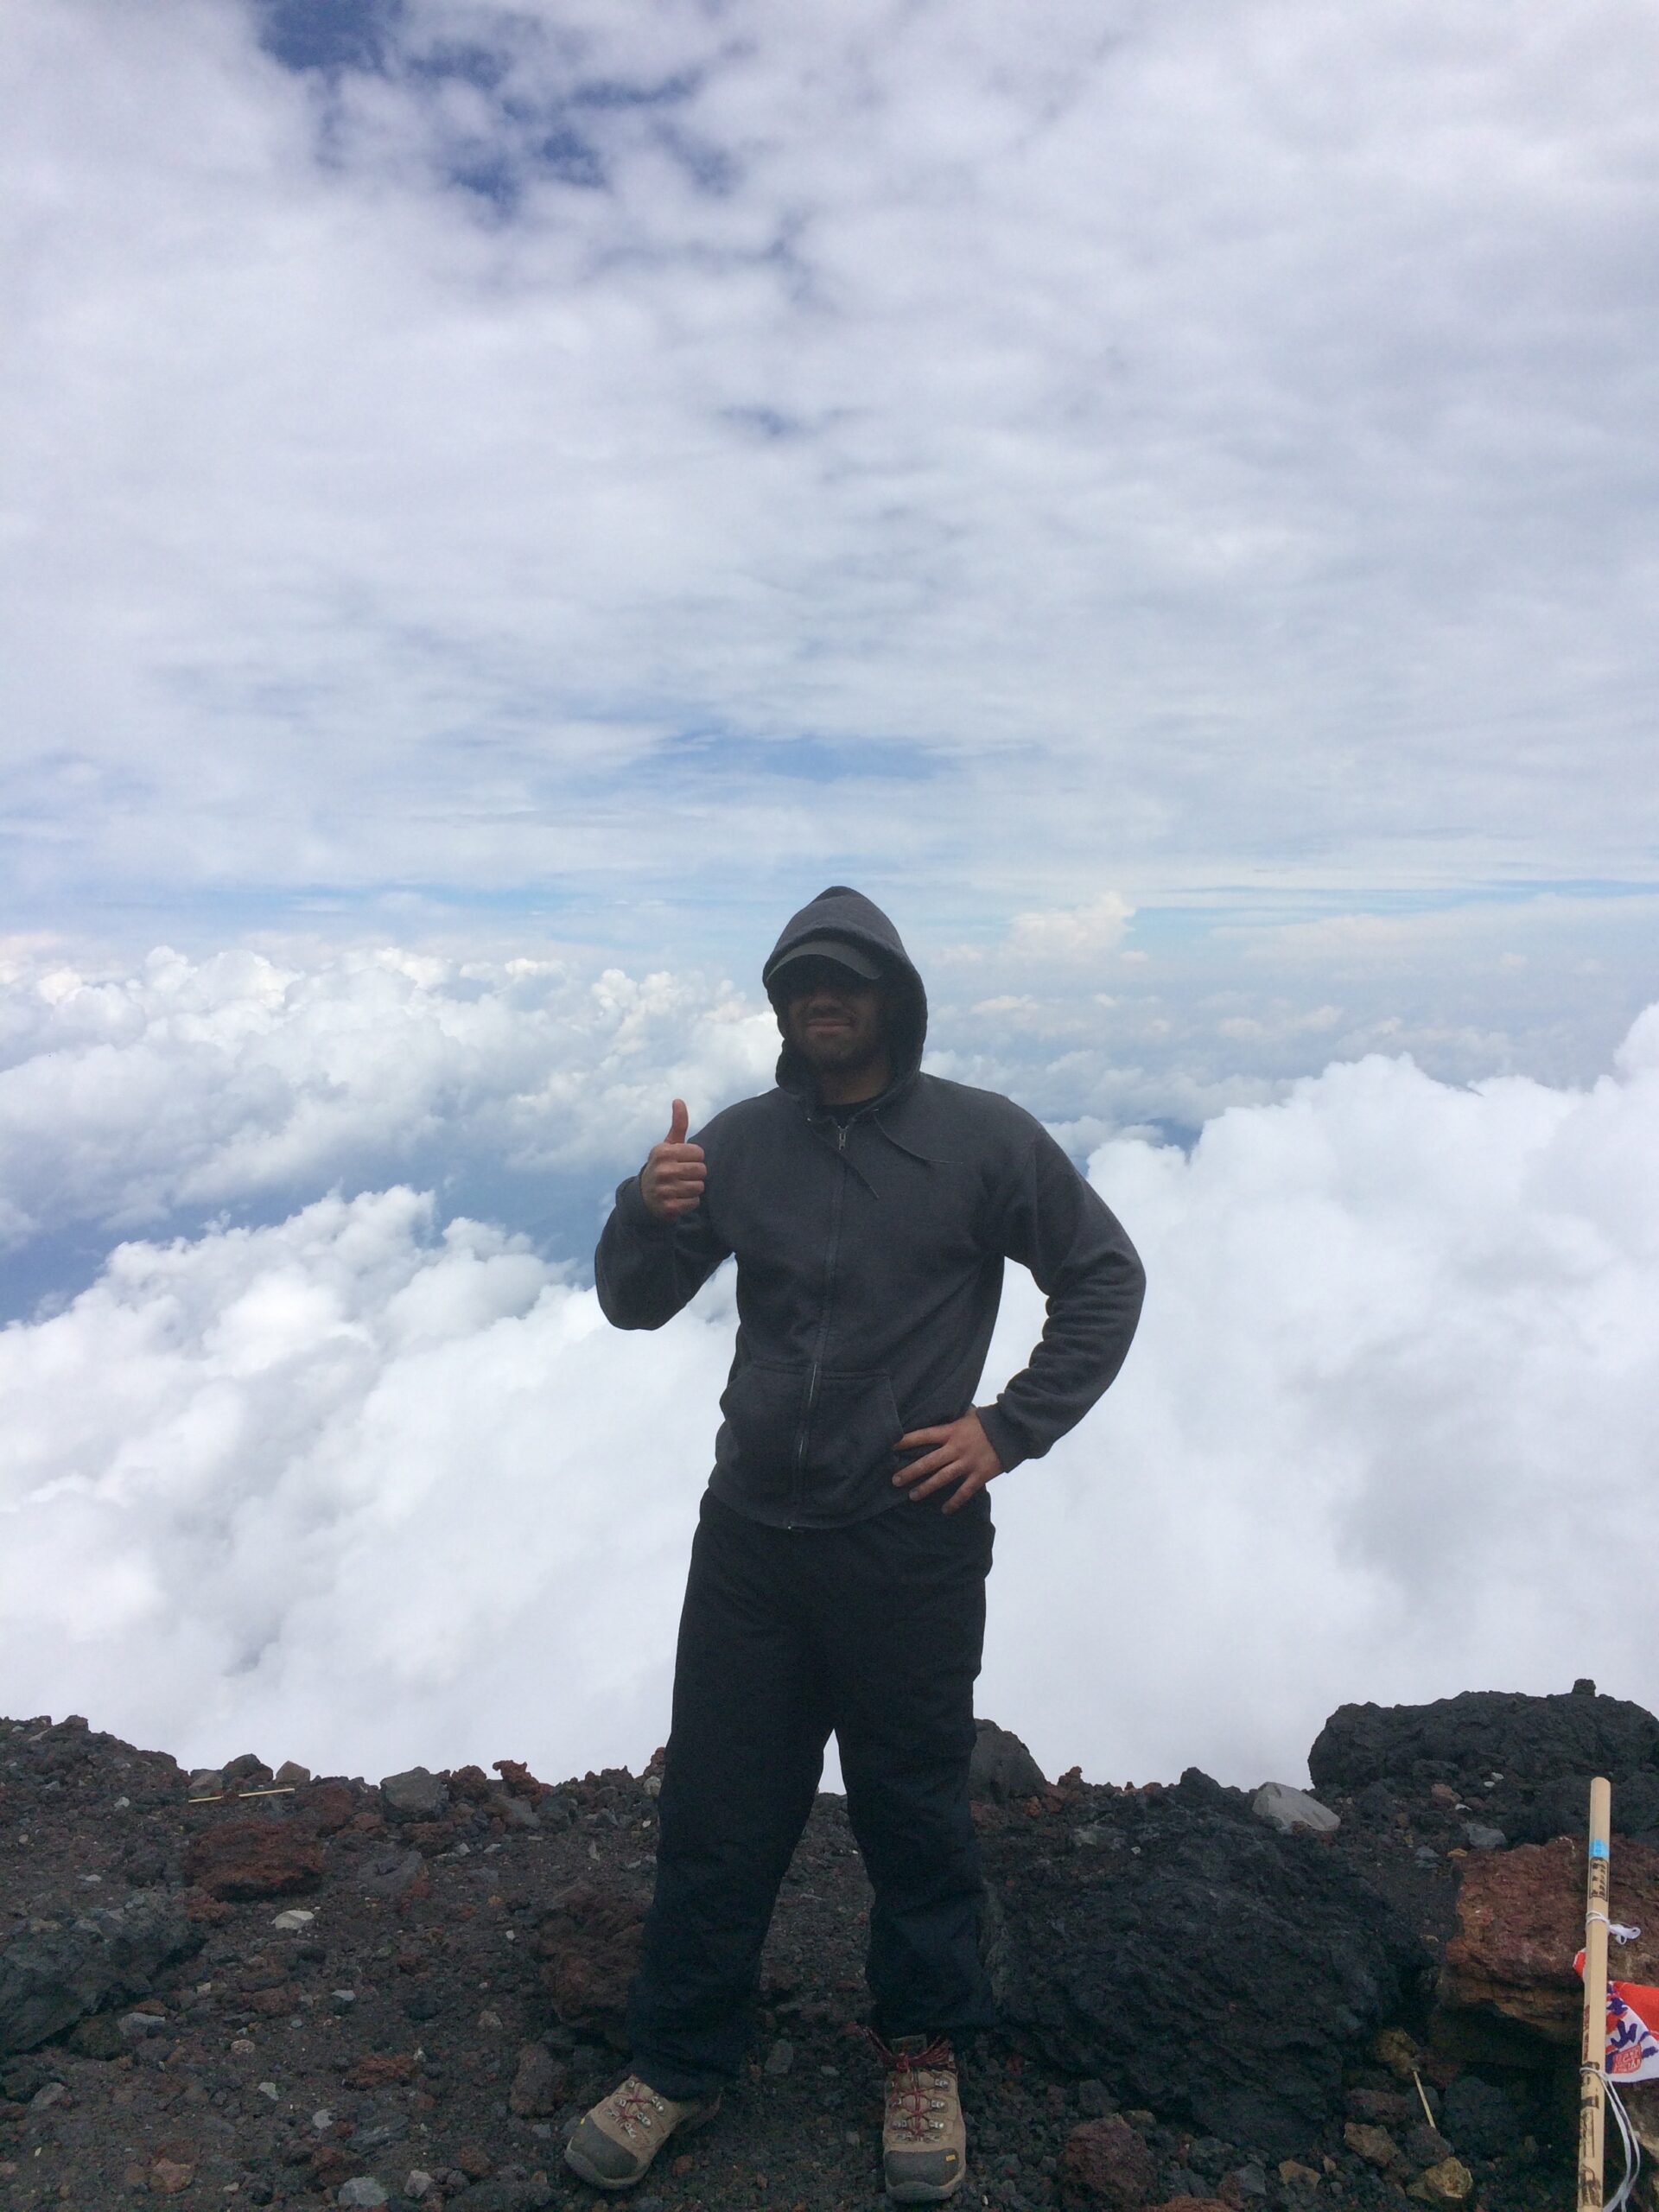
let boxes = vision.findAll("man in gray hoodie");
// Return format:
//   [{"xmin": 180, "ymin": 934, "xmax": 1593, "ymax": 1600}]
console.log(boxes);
[{"xmin": 567, "ymin": 888, "xmax": 1145, "ymax": 2202}]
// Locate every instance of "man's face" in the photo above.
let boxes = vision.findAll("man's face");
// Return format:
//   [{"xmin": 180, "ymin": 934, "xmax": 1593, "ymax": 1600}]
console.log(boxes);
[{"xmin": 780, "ymin": 959, "xmax": 890, "ymax": 1082}]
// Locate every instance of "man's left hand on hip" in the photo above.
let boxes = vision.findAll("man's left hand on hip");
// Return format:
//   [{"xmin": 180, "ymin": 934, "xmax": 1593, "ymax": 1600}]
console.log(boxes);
[{"xmin": 893, "ymin": 1412, "xmax": 1003, "ymax": 1514}]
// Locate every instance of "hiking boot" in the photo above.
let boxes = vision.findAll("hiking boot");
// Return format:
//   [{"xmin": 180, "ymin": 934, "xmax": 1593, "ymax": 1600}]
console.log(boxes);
[
  {"xmin": 563, "ymin": 2074, "xmax": 721, "ymax": 2192},
  {"xmin": 877, "ymin": 2034, "xmax": 966, "ymax": 2202}
]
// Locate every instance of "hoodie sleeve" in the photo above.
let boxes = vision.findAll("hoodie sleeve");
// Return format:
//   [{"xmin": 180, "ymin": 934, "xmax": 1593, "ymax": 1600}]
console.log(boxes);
[
  {"xmin": 975, "ymin": 1128, "xmax": 1146, "ymax": 1471},
  {"xmin": 594, "ymin": 1166, "xmax": 733, "ymax": 1331}
]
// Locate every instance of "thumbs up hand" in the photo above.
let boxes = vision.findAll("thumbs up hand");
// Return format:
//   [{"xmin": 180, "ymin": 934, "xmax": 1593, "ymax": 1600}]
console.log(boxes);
[{"xmin": 640, "ymin": 1097, "xmax": 707, "ymax": 1222}]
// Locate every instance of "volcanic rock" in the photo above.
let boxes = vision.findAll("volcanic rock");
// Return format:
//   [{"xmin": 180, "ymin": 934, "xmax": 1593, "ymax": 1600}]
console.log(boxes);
[
  {"xmin": 1343, "ymin": 2121, "xmax": 1400, "ymax": 2167},
  {"xmin": 1058, "ymin": 2113, "xmax": 1158, "ymax": 2209},
  {"xmin": 1310, "ymin": 1688, "xmax": 1659, "ymax": 1793},
  {"xmin": 508, "ymin": 2042, "xmax": 563, "ymax": 2116},
  {"xmin": 1438, "ymin": 2073, "xmax": 1523, "ymax": 2158},
  {"xmin": 1440, "ymin": 1834, "xmax": 1659, "ymax": 2044},
  {"xmin": 986, "ymin": 1772, "xmax": 1432, "ymax": 2154},
  {"xmin": 183, "ymin": 1817, "xmax": 326, "ymax": 1900},
  {"xmin": 223, "ymin": 1753, "xmax": 274, "ymax": 1786},
  {"xmin": 971, "ymin": 1719, "xmax": 1048, "ymax": 1803},
  {"xmin": 1410, "ymin": 2155, "xmax": 1475, "ymax": 2202},
  {"xmin": 0, "ymin": 1890, "xmax": 200, "ymax": 2056},
  {"xmin": 381, "ymin": 1766, "xmax": 449, "ymax": 1821},
  {"xmin": 0, "ymin": 1694, "xmax": 1605, "ymax": 2209},
  {"xmin": 534, "ymin": 1881, "xmax": 647, "ymax": 2044},
  {"xmin": 1253, "ymin": 1783, "xmax": 1340, "ymax": 1836}
]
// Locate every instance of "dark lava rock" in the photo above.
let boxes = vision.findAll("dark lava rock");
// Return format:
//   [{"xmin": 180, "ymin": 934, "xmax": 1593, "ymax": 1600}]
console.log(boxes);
[
  {"xmin": 1309, "ymin": 1688, "xmax": 1659, "ymax": 1792},
  {"xmin": 381, "ymin": 1766, "xmax": 449, "ymax": 1821},
  {"xmin": 985, "ymin": 1783, "xmax": 1432, "ymax": 2156},
  {"xmin": 222, "ymin": 1753, "xmax": 274, "ymax": 1785},
  {"xmin": 971, "ymin": 1719, "xmax": 1049, "ymax": 1803},
  {"xmin": 1440, "ymin": 2073, "xmax": 1524, "ymax": 2159},
  {"xmin": 0, "ymin": 1891, "xmax": 201, "ymax": 2056},
  {"xmin": 1501, "ymin": 1771, "xmax": 1659, "ymax": 1846},
  {"xmin": 450, "ymin": 2180, "xmax": 555, "ymax": 2209}
]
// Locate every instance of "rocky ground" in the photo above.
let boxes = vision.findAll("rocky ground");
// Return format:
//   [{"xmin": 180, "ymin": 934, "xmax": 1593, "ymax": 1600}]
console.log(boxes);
[{"xmin": 4, "ymin": 1686, "xmax": 1659, "ymax": 2212}]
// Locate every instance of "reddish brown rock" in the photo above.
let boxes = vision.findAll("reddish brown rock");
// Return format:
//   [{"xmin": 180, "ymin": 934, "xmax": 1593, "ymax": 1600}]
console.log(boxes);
[
  {"xmin": 1058, "ymin": 2115, "xmax": 1158, "ymax": 2210},
  {"xmin": 535, "ymin": 1881, "xmax": 647, "ymax": 2040},
  {"xmin": 1441, "ymin": 1836, "xmax": 1659, "ymax": 2044},
  {"xmin": 450, "ymin": 1764, "xmax": 493, "ymax": 1803},
  {"xmin": 493, "ymin": 1758, "xmax": 545, "ymax": 1799},
  {"xmin": 1347, "ymin": 2088, "xmax": 1413, "ymax": 2125},
  {"xmin": 342, "ymin": 2051, "xmax": 416, "ymax": 2089},
  {"xmin": 301, "ymin": 1782, "xmax": 356, "ymax": 1835},
  {"xmin": 309, "ymin": 2144, "xmax": 354, "ymax": 2190},
  {"xmin": 183, "ymin": 1819, "xmax": 325, "ymax": 1901},
  {"xmin": 509, "ymin": 2043, "xmax": 564, "ymax": 2117},
  {"xmin": 404, "ymin": 1821, "xmax": 456, "ymax": 1857},
  {"xmin": 149, "ymin": 2154, "xmax": 195, "ymax": 2194},
  {"xmin": 454, "ymin": 2144, "xmax": 493, "ymax": 2178}
]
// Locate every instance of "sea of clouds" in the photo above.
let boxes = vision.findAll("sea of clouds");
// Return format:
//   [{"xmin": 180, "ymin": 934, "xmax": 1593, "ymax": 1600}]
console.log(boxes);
[{"xmin": 5, "ymin": 940, "xmax": 1656, "ymax": 1792}]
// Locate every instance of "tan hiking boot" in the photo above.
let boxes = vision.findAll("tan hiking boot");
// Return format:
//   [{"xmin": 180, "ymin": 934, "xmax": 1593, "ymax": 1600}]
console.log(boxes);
[
  {"xmin": 563, "ymin": 2074, "xmax": 721, "ymax": 2192},
  {"xmin": 878, "ymin": 2034, "xmax": 966, "ymax": 2202}
]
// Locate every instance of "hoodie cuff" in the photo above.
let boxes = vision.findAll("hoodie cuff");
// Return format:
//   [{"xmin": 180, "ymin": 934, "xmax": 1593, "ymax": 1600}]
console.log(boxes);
[
  {"xmin": 613, "ymin": 1170, "xmax": 674, "ymax": 1234},
  {"xmin": 976, "ymin": 1403, "xmax": 1027, "ymax": 1474}
]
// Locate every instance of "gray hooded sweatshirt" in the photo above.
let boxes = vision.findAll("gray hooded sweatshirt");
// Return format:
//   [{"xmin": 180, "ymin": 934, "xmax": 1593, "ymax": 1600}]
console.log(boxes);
[{"xmin": 595, "ymin": 887, "xmax": 1146, "ymax": 1529}]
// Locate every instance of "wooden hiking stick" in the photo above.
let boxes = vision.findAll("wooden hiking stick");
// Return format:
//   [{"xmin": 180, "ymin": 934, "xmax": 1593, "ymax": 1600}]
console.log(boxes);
[{"xmin": 1578, "ymin": 1776, "xmax": 1613, "ymax": 2212}]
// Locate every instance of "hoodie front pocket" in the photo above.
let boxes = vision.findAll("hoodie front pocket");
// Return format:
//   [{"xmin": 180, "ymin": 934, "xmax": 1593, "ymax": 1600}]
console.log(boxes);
[
  {"xmin": 714, "ymin": 1361, "xmax": 810, "ymax": 1498},
  {"xmin": 799, "ymin": 1370, "xmax": 905, "ymax": 1510}
]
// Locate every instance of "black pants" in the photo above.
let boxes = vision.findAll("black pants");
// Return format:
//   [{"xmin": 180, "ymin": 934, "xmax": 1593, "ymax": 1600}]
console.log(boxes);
[{"xmin": 628, "ymin": 1491, "xmax": 997, "ymax": 2099}]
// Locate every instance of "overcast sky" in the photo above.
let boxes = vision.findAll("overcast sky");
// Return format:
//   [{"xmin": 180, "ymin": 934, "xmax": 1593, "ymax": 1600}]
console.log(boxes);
[{"xmin": 3, "ymin": 0, "xmax": 1657, "ymax": 1788}]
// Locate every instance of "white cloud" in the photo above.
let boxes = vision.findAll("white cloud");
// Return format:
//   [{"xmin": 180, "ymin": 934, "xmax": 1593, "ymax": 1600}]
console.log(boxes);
[
  {"xmin": 5, "ymin": 1007, "xmax": 1656, "ymax": 1788},
  {"xmin": 985, "ymin": 1007, "xmax": 1659, "ymax": 1784},
  {"xmin": 0, "ymin": 941, "xmax": 778, "ymax": 1255},
  {"xmin": 0, "ymin": 1187, "xmax": 730, "ymax": 1781},
  {"xmin": 1007, "ymin": 893, "xmax": 1135, "ymax": 963},
  {"xmin": 3, "ymin": 0, "xmax": 1658, "ymax": 933}
]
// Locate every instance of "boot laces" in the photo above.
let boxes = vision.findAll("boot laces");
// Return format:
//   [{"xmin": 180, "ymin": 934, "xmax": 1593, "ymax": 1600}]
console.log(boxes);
[
  {"xmin": 869, "ymin": 2032, "xmax": 956, "ymax": 2144},
  {"xmin": 605, "ymin": 2078, "xmax": 666, "ymax": 2141}
]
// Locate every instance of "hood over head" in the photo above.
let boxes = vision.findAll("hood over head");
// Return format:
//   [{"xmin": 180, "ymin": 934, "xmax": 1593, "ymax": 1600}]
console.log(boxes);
[{"xmin": 763, "ymin": 886, "xmax": 927, "ymax": 1095}]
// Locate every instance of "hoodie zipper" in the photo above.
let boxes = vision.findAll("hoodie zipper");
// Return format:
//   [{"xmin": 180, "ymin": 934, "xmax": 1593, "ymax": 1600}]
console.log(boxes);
[{"xmin": 791, "ymin": 1116, "xmax": 852, "ymax": 1527}]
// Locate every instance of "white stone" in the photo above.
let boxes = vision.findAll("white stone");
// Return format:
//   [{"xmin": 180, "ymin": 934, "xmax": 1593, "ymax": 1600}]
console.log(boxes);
[
  {"xmin": 271, "ymin": 1908, "xmax": 315, "ymax": 1930},
  {"xmin": 1252, "ymin": 1782, "xmax": 1341, "ymax": 1835}
]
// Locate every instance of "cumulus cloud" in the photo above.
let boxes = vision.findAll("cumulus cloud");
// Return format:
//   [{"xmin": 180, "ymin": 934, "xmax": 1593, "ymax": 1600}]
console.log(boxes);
[
  {"xmin": 5, "ymin": 1008, "xmax": 1656, "ymax": 1787},
  {"xmin": 1006, "ymin": 893, "xmax": 1135, "ymax": 963},
  {"xmin": 6, "ymin": 916, "xmax": 1655, "ymax": 1329},
  {"xmin": 0, "ymin": 940, "xmax": 777, "ymax": 1264},
  {"xmin": 0, "ymin": 1187, "xmax": 731, "ymax": 1781}
]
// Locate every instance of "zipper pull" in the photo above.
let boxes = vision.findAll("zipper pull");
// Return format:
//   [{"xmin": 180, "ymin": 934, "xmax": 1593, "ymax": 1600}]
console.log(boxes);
[{"xmin": 837, "ymin": 1122, "xmax": 849, "ymax": 1152}]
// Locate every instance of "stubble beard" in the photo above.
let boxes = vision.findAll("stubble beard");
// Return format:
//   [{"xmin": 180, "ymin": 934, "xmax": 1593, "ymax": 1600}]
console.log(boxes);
[{"xmin": 787, "ymin": 1000, "xmax": 890, "ymax": 1090}]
